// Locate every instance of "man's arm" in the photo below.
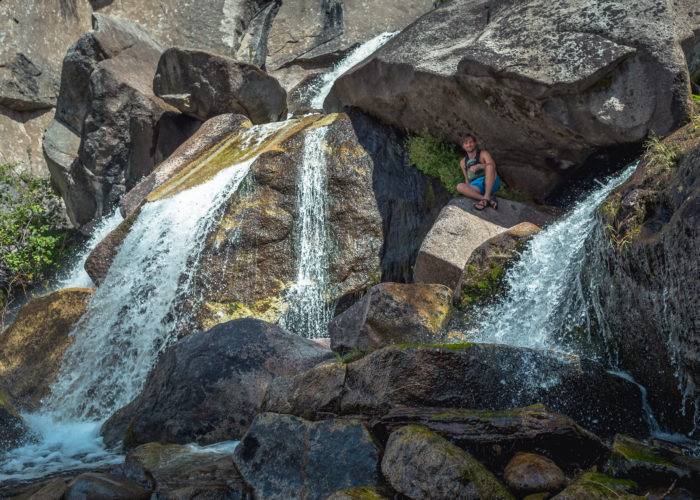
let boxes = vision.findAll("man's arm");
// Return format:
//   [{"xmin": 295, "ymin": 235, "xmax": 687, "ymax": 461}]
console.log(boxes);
[
  {"xmin": 459, "ymin": 157, "xmax": 469, "ymax": 182},
  {"xmin": 477, "ymin": 150, "xmax": 496, "ymax": 171}
]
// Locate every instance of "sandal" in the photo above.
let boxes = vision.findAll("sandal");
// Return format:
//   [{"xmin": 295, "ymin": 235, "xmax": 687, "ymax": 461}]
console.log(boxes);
[
  {"xmin": 474, "ymin": 198, "xmax": 488, "ymax": 211},
  {"xmin": 488, "ymin": 196, "xmax": 498, "ymax": 210}
]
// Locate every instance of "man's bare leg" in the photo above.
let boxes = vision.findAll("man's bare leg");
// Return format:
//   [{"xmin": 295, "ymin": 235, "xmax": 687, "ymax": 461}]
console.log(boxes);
[
  {"xmin": 483, "ymin": 163, "xmax": 496, "ymax": 200},
  {"xmin": 456, "ymin": 183, "xmax": 484, "ymax": 200}
]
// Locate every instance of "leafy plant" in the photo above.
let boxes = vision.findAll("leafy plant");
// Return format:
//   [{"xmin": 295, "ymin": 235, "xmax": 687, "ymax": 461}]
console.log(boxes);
[
  {"xmin": 0, "ymin": 164, "xmax": 71, "ymax": 324},
  {"xmin": 406, "ymin": 134, "xmax": 463, "ymax": 194},
  {"xmin": 643, "ymin": 135, "xmax": 681, "ymax": 173}
]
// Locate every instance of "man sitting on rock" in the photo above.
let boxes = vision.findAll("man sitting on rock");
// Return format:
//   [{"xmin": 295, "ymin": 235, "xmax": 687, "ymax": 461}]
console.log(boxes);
[{"xmin": 456, "ymin": 133, "xmax": 500, "ymax": 210}]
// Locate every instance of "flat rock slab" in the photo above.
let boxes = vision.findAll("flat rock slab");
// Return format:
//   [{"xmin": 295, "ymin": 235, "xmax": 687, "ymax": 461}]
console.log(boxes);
[
  {"xmin": 234, "ymin": 413, "xmax": 383, "ymax": 500},
  {"xmin": 414, "ymin": 197, "xmax": 553, "ymax": 291}
]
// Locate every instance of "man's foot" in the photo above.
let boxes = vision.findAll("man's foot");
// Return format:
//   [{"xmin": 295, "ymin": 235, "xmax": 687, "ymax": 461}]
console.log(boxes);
[
  {"xmin": 474, "ymin": 198, "xmax": 488, "ymax": 211},
  {"xmin": 488, "ymin": 196, "xmax": 498, "ymax": 210}
]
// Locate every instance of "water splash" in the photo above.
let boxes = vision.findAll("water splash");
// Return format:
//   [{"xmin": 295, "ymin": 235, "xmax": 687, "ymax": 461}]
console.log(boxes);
[
  {"xmin": 53, "ymin": 210, "xmax": 124, "ymax": 290},
  {"xmin": 281, "ymin": 126, "xmax": 333, "ymax": 338},
  {"xmin": 463, "ymin": 164, "xmax": 637, "ymax": 350}
]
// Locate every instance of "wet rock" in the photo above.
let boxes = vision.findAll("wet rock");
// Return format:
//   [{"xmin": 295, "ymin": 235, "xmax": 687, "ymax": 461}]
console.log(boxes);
[
  {"xmin": 605, "ymin": 435, "xmax": 700, "ymax": 494},
  {"xmin": 329, "ymin": 282, "xmax": 453, "ymax": 353},
  {"xmin": 375, "ymin": 404, "xmax": 608, "ymax": 471},
  {"xmin": 64, "ymin": 472, "xmax": 150, "ymax": 500},
  {"xmin": 0, "ymin": 388, "xmax": 29, "ymax": 452},
  {"xmin": 552, "ymin": 472, "xmax": 641, "ymax": 499},
  {"xmin": 459, "ymin": 222, "xmax": 541, "ymax": 309},
  {"xmin": 504, "ymin": 452, "xmax": 567, "ymax": 495},
  {"xmin": 233, "ymin": 413, "xmax": 383, "ymax": 500},
  {"xmin": 381, "ymin": 425, "xmax": 513, "ymax": 500},
  {"xmin": 264, "ymin": 343, "xmax": 647, "ymax": 438},
  {"xmin": 101, "ymin": 318, "xmax": 333, "ymax": 449},
  {"xmin": 330, "ymin": 0, "xmax": 699, "ymax": 200},
  {"xmin": 414, "ymin": 197, "xmax": 552, "ymax": 292},
  {"xmin": 124, "ymin": 442, "xmax": 250, "ymax": 498},
  {"xmin": 586, "ymin": 119, "xmax": 700, "ymax": 433},
  {"xmin": 0, "ymin": 53, "xmax": 58, "ymax": 111},
  {"xmin": 153, "ymin": 48, "xmax": 287, "ymax": 123},
  {"xmin": 84, "ymin": 212, "xmax": 136, "ymax": 286},
  {"xmin": 0, "ymin": 288, "xmax": 93, "ymax": 410}
]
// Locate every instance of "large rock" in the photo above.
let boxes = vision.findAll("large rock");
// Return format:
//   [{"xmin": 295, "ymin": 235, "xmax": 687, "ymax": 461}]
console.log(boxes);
[
  {"xmin": 459, "ymin": 222, "xmax": 541, "ymax": 309},
  {"xmin": 584, "ymin": 117, "xmax": 700, "ymax": 433},
  {"xmin": 153, "ymin": 48, "xmax": 287, "ymax": 123},
  {"xmin": 381, "ymin": 425, "xmax": 513, "ymax": 500},
  {"xmin": 233, "ymin": 413, "xmax": 383, "ymax": 500},
  {"xmin": 0, "ymin": 53, "xmax": 58, "ymax": 111},
  {"xmin": 0, "ymin": 288, "xmax": 93, "ymax": 410},
  {"xmin": 414, "ymin": 197, "xmax": 552, "ymax": 292},
  {"xmin": 0, "ymin": 107, "xmax": 54, "ymax": 178},
  {"xmin": 605, "ymin": 435, "xmax": 700, "ymax": 494},
  {"xmin": 374, "ymin": 404, "xmax": 608, "ymax": 471},
  {"xmin": 504, "ymin": 452, "xmax": 567, "ymax": 496},
  {"xmin": 552, "ymin": 472, "xmax": 641, "ymax": 500},
  {"xmin": 329, "ymin": 282, "xmax": 453, "ymax": 353},
  {"xmin": 124, "ymin": 442, "xmax": 251, "ymax": 498},
  {"xmin": 101, "ymin": 318, "xmax": 333, "ymax": 449},
  {"xmin": 330, "ymin": 0, "xmax": 700, "ymax": 200},
  {"xmin": 0, "ymin": 388, "xmax": 29, "ymax": 453},
  {"xmin": 46, "ymin": 13, "xmax": 200, "ymax": 228},
  {"xmin": 264, "ymin": 343, "xmax": 647, "ymax": 438},
  {"xmin": 63, "ymin": 472, "xmax": 150, "ymax": 500}
]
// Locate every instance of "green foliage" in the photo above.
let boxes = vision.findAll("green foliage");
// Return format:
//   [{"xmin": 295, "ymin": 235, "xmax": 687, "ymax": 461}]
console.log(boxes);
[
  {"xmin": 335, "ymin": 348, "xmax": 368, "ymax": 364},
  {"xmin": 406, "ymin": 134, "xmax": 463, "ymax": 194},
  {"xmin": 643, "ymin": 134, "xmax": 681, "ymax": 173},
  {"xmin": 0, "ymin": 164, "xmax": 70, "ymax": 319}
]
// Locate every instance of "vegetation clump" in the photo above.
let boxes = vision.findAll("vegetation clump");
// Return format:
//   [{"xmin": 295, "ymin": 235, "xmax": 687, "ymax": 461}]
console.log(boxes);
[
  {"xmin": 0, "ymin": 164, "xmax": 70, "ymax": 324},
  {"xmin": 406, "ymin": 133, "xmax": 463, "ymax": 194}
]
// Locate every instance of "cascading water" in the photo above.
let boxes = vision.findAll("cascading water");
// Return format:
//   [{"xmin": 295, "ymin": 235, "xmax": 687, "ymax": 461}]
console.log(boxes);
[{"xmin": 0, "ymin": 125, "xmax": 280, "ymax": 482}]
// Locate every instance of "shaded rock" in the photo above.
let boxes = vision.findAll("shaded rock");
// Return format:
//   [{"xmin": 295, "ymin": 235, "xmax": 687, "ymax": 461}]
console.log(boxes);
[
  {"xmin": 374, "ymin": 404, "xmax": 608, "ymax": 471},
  {"xmin": 101, "ymin": 318, "xmax": 333, "ymax": 449},
  {"xmin": 0, "ymin": 53, "xmax": 58, "ymax": 111},
  {"xmin": 414, "ymin": 197, "xmax": 552, "ymax": 292},
  {"xmin": 233, "ymin": 413, "xmax": 383, "ymax": 500},
  {"xmin": 64, "ymin": 472, "xmax": 150, "ymax": 500},
  {"xmin": 0, "ymin": 388, "xmax": 29, "ymax": 452},
  {"xmin": 331, "ymin": 0, "xmax": 699, "ymax": 200},
  {"xmin": 43, "ymin": 118, "xmax": 82, "ymax": 193},
  {"xmin": 265, "ymin": 343, "xmax": 647, "ymax": 438},
  {"xmin": 605, "ymin": 435, "xmax": 700, "ymax": 494},
  {"xmin": 460, "ymin": 222, "xmax": 541, "ymax": 309},
  {"xmin": 84, "ymin": 212, "xmax": 136, "ymax": 286},
  {"xmin": 552, "ymin": 472, "xmax": 641, "ymax": 500},
  {"xmin": 0, "ymin": 288, "xmax": 93, "ymax": 410},
  {"xmin": 0, "ymin": 107, "xmax": 54, "ymax": 178},
  {"xmin": 381, "ymin": 425, "xmax": 513, "ymax": 500},
  {"xmin": 124, "ymin": 442, "xmax": 250, "ymax": 498},
  {"xmin": 0, "ymin": 475, "xmax": 73, "ymax": 499},
  {"xmin": 153, "ymin": 48, "xmax": 287, "ymax": 123},
  {"xmin": 326, "ymin": 487, "xmax": 389, "ymax": 500},
  {"xmin": 504, "ymin": 452, "xmax": 567, "ymax": 495},
  {"xmin": 584, "ymin": 119, "xmax": 700, "ymax": 433},
  {"xmin": 329, "ymin": 282, "xmax": 453, "ymax": 353}
]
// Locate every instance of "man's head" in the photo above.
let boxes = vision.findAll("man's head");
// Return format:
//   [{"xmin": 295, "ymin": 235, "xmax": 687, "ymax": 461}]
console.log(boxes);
[{"xmin": 462, "ymin": 134, "xmax": 477, "ymax": 153}]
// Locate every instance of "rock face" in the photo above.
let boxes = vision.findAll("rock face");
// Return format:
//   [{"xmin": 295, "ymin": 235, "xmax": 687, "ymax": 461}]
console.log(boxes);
[
  {"xmin": 381, "ymin": 425, "xmax": 513, "ymax": 500},
  {"xmin": 264, "ymin": 343, "xmax": 647, "ymax": 438},
  {"xmin": 414, "ymin": 197, "xmax": 552, "ymax": 292},
  {"xmin": 124, "ymin": 442, "xmax": 250, "ymax": 498},
  {"xmin": 101, "ymin": 318, "xmax": 333, "ymax": 448},
  {"xmin": 552, "ymin": 472, "xmax": 640, "ymax": 500},
  {"xmin": 504, "ymin": 452, "xmax": 567, "ymax": 495},
  {"xmin": 330, "ymin": 0, "xmax": 700, "ymax": 200},
  {"xmin": 605, "ymin": 435, "xmax": 700, "ymax": 494},
  {"xmin": 153, "ymin": 48, "xmax": 287, "ymax": 123},
  {"xmin": 329, "ymin": 282, "xmax": 453, "ymax": 353},
  {"xmin": 375, "ymin": 405, "xmax": 607, "ymax": 471},
  {"xmin": 63, "ymin": 472, "xmax": 150, "ymax": 500},
  {"xmin": 0, "ymin": 53, "xmax": 58, "ymax": 111},
  {"xmin": 0, "ymin": 288, "xmax": 93, "ymax": 410},
  {"xmin": 459, "ymin": 222, "xmax": 541, "ymax": 309},
  {"xmin": 0, "ymin": 388, "xmax": 29, "ymax": 453},
  {"xmin": 586, "ymin": 118, "xmax": 699, "ymax": 433},
  {"xmin": 46, "ymin": 13, "xmax": 201, "ymax": 228},
  {"xmin": 234, "ymin": 412, "xmax": 383, "ymax": 500}
]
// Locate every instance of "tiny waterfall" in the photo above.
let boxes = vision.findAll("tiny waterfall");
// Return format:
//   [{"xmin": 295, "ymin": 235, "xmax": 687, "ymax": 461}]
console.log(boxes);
[
  {"xmin": 53, "ymin": 210, "xmax": 124, "ymax": 290},
  {"xmin": 0, "ymin": 124, "xmax": 281, "ymax": 481},
  {"xmin": 464, "ymin": 164, "xmax": 637, "ymax": 350},
  {"xmin": 281, "ymin": 126, "xmax": 333, "ymax": 339}
]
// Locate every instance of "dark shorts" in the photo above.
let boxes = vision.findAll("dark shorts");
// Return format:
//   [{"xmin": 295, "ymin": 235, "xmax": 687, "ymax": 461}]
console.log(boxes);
[{"xmin": 470, "ymin": 175, "xmax": 501, "ymax": 195}]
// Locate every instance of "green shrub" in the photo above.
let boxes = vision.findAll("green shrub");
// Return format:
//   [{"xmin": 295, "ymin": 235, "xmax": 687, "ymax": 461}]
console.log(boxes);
[
  {"xmin": 0, "ymin": 164, "xmax": 70, "ymax": 320},
  {"xmin": 406, "ymin": 134, "xmax": 462, "ymax": 194}
]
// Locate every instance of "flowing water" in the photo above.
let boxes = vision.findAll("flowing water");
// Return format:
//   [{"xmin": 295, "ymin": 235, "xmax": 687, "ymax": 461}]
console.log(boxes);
[{"xmin": 0, "ymin": 125, "xmax": 280, "ymax": 482}]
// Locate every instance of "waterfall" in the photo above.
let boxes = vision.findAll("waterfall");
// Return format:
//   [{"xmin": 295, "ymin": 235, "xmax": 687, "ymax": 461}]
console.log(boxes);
[
  {"xmin": 463, "ymin": 164, "xmax": 637, "ymax": 351},
  {"xmin": 53, "ymin": 210, "xmax": 124, "ymax": 290},
  {"xmin": 281, "ymin": 126, "xmax": 333, "ymax": 339}
]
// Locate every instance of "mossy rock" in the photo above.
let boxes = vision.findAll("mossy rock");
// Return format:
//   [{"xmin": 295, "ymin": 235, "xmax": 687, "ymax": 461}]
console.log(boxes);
[
  {"xmin": 552, "ymin": 472, "xmax": 641, "ymax": 499},
  {"xmin": 326, "ymin": 486, "xmax": 390, "ymax": 500}
]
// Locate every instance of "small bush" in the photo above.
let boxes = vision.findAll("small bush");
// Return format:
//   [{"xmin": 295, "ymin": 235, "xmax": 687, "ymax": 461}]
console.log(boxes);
[
  {"xmin": 643, "ymin": 135, "xmax": 681, "ymax": 173},
  {"xmin": 0, "ymin": 164, "xmax": 70, "ymax": 322},
  {"xmin": 406, "ymin": 134, "xmax": 462, "ymax": 194}
]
